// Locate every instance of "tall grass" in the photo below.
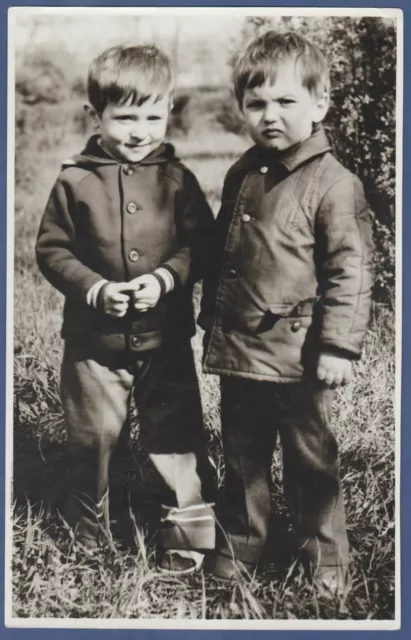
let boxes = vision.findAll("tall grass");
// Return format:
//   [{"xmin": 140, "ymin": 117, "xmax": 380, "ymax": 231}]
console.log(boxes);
[{"xmin": 11, "ymin": 111, "xmax": 396, "ymax": 621}]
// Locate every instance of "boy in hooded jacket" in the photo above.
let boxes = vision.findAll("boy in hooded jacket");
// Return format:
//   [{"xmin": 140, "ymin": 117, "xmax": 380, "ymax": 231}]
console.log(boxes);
[
  {"xmin": 199, "ymin": 30, "xmax": 374, "ymax": 596},
  {"xmin": 36, "ymin": 44, "xmax": 216, "ymax": 574}
]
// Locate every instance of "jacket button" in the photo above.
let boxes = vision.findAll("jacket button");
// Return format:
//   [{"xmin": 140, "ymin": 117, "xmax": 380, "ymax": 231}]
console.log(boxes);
[
  {"xmin": 241, "ymin": 214, "xmax": 252, "ymax": 223},
  {"xmin": 127, "ymin": 201, "xmax": 139, "ymax": 214},
  {"xmin": 260, "ymin": 166, "xmax": 268, "ymax": 174},
  {"xmin": 130, "ymin": 336, "xmax": 142, "ymax": 348},
  {"xmin": 128, "ymin": 249, "xmax": 140, "ymax": 262},
  {"xmin": 291, "ymin": 321, "xmax": 301, "ymax": 332},
  {"xmin": 123, "ymin": 165, "xmax": 134, "ymax": 176},
  {"xmin": 227, "ymin": 269, "xmax": 237, "ymax": 278}
]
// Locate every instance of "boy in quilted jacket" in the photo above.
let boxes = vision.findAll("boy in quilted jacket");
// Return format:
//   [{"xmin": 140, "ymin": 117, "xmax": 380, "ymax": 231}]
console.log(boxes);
[{"xmin": 199, "ymin": 30, "xmax": 374, "ymax": 597}]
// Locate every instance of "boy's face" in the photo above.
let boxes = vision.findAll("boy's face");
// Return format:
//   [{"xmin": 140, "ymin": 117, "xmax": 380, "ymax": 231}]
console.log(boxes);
[
  {"xmin": 241, "ymin": 60, "xmax": 328, "ymax": 152},
  {"xmin": 94, "ymin": 94, "xmax": 171, "ymax": 163}
]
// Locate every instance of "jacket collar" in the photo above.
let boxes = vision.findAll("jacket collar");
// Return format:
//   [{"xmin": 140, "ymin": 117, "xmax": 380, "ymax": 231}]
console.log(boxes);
[
  {"xmin": 229, "ymin": 126, "xmax": 331, "ymax": 179},
  {"xmin": 62, "ymin": 134, "xmax": 178, "ymax": 168},
  {"xmin": 274, "ymin": 125, "xmax": 331, "ymax": 172}
]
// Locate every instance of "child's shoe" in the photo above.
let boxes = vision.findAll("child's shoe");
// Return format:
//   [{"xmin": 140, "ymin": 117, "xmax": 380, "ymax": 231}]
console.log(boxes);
[
  {"xmin": 312, "ymin": 566, "xmax": 351, "ymax": 600},
  {"xmin": 205, "ymin": 552, "xmax": 256, "ymax": 581},
  {"xmin": 157, "ymin": 503, "xmax": 215, "ymax": 575},
  {"xmin": 157, "ymin": 549, "xmax": 204, "ymax": 576}
]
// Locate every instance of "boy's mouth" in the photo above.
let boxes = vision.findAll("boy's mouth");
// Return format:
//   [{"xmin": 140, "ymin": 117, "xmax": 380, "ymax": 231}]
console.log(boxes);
[
  {"xmin": 125, "ymin": 143, "xmax": 150, "ymax": 149},
  {"xmin": 262, "ymin": 128, "xmax": 283, "ymax": 138}
]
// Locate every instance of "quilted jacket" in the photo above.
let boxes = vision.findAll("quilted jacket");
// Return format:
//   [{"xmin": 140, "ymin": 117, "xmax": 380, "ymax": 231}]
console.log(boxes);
[{"xmin": 199, "ymin": 126, "xmax": 374, "ymax": 382}]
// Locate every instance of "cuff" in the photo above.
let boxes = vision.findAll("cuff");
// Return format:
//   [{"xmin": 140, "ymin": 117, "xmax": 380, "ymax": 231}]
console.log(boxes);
[
  {"xmin": 154, "ymin": 267, "xmax": 175, "ymax": 294},
  {"xmin": 86, "ymin": 279, "xmax": 109, "ymax": 308},
  {"xmin": 320, "ymin": 344, "xmax": 360, "ymax": 361}
]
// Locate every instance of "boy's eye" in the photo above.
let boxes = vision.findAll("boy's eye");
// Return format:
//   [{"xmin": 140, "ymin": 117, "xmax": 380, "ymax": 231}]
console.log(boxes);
[
  {"xmin": 245, "ymin": 100, "xmax": 266, "ymax": 110},
  {"xmin": 246, "ymin": 100, "xmax": 265, "ymax": 109},
  {"xmin": 115, "ymin": 116, "xmax": 133, "ymax": 121},
  {"xmin": 147, "ymin": 115, "xmax": 162, "ymax": 121},
  {"xmin": 279, "ymin": 99, "xmax": 296, "ymax": 106}
]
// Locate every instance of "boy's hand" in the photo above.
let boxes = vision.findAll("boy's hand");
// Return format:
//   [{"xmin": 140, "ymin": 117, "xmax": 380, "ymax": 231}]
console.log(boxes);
[
  {"xmin": 122, "ymin": 274, "xmax": 162, "ymax": 312},
  {"xmin": 317, "ymin": 352, "xmax": 353, "ymax": 387},
  {"xmin": 101, "ymin": 282, "xmax": 131, "ymax": 318}
]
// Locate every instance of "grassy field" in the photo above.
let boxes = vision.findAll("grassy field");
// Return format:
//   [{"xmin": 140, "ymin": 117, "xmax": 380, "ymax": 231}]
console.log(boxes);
[{"xmin": 11, "ymin": 117, "xmax": 396, "ymax": 622}]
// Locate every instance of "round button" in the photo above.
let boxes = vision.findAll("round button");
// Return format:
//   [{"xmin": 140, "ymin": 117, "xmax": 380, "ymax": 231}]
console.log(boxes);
[
  {"xmin": 227, "ymin": 269, "xmax": 237, "ymax": 278},
  {"xmin": 291, "ymin": 321, "xmax": 301, "ymax": 332},
  {"xmin": 130, "ymin": 336, "xmax": 142, "ymax": 348},
  {"xmin": 260, "ymin": 166, "xmax": 268, "ymax": 174},
  {"xmin": 128, "ymin": 249, "xmax": 140, "ymax": 262},
  {"xmin": 241, "ymin": 214, "xmax": 252, "ymax": 223},
  {"xmin": 123, "ymin": 165, "xmax": 134, "ymax": 176},
  {"xmin": 127, "ymin": 201, "xmax": 138, "ymax": 214}
]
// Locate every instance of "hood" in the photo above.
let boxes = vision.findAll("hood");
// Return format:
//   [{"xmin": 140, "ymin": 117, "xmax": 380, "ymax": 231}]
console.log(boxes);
[{"xmin": 61, "ymin": 135, "xmax": 178, "ymax": 169}]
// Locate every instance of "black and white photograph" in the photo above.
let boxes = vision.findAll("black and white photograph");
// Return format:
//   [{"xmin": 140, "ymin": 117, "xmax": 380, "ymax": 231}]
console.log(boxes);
[{"xmin": 7, "ymin": 6, "xmax": 401, "ymax": 627}]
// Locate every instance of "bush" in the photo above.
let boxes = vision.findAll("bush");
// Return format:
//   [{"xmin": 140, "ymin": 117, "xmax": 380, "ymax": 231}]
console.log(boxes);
[
  {"xmin": 214, "ymin": 92, "xmax": 246, "ymax": 136},
  {"xmin": 15, "ymin": 45, "xmax": 80, "ymax": 106},
  {"xmin": 168, "ymin": 86, "xmax": 245, "ymax": 137}
]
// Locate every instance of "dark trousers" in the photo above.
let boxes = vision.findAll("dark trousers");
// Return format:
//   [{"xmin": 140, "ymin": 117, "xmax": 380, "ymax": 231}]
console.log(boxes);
[
  {"xmin": 217, "ymin": 376, "xmax": 349, "ymax": 570},
  {"xmin": 60, "ymin": 339, "xmax": 213, "ymax": 549}
]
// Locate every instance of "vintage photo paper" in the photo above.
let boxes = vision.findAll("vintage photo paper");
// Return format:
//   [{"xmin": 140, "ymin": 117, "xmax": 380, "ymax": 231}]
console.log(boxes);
[{"xmin": 6, "ymin": 5, "xmax": 402, "ymax": 631}]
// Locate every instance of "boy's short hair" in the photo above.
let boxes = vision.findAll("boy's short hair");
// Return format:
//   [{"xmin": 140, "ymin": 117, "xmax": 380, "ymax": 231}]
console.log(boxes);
[
  {"xmin": 88, "ymin": 44, "xmax": 174, "ymax": 114},
  {"xmin": 234, "ymin": 30, "xmax": 329, "ymax": 106}
]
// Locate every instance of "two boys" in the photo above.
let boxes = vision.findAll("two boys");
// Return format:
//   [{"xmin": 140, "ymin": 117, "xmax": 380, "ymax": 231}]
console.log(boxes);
[{"xmin": 36, "ymin": 31, "xmax": 374, "ymax": 594}]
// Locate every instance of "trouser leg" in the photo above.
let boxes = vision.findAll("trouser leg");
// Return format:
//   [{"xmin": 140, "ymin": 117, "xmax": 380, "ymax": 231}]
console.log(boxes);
[
  {"xmin": 278, "ymin": 382, "xmax": 349, "ymax": 570},
  {"xmin": 149, "ymin": 452, "xmax": 202, "ymax": 508},
  {"xmin": 216, "ymin": 377, "xmax": 278, "ymax": 567},
  {"xmin": 134, "ymin": 340, "xmax": 215, "ymax": 550},
  {"xmin": 60, "ymin": 346, "xmax": 133, "ymax": 549}
]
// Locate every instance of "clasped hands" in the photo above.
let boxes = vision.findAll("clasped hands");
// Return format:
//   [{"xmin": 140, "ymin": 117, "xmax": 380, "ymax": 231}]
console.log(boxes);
[{"xmin": 101, "ymin": 275, "xmax": 161, "ymax": 317}]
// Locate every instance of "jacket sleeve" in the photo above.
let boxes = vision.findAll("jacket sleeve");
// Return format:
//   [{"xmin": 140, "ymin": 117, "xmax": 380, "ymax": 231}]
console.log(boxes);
[
  {"xmin": 198, "ymin": 174, "xmax": 237, "ymax": 329},
  {"xmin": 315, "ymin": 173, "xmax": 375, "ymax": 357},
  {"xmin": 162, "ymin": 168, "xmax": 215, "ymax": 287},
  {"xmin": 36, "ymin": 175, "xmax": 104, "ymax": 302}
]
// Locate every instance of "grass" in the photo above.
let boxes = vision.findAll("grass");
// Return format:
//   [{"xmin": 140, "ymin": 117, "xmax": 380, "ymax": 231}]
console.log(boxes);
[{"xmin": 10, "ymin": 109, "xmax": 396, "ymax": 622}]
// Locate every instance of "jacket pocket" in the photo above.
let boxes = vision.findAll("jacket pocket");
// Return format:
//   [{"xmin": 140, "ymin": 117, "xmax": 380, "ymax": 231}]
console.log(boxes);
[
  {"xmin": 224, "ymin": 297, "xmax": 319, "ymax": 336},
  {"xmin": 248, "ymin": 298, "xmax": 319, "ymax": 334},
  {"xmin": 263, "ymin": 298, "xmax": 319, "ymax": 335},
  {"xmin": 268, "ymin": 298, "xmax": 318, "ymax": 318}
]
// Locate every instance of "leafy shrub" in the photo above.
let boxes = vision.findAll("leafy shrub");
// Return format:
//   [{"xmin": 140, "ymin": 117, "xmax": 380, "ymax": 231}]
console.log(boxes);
[
  {"xmin": 168, "ymin": 93, "xmax": 193, "ymax": 134},
  {"xmin": 168, "ymin": 87, "xmax": 238, "ymax": 136},
  {"xmin": 214, "ymin": 91, "xmax": 246, "ymax": 136},
  {"xmin": 15, "ymin": 46, "xmax": 77, "ymax": 106}
]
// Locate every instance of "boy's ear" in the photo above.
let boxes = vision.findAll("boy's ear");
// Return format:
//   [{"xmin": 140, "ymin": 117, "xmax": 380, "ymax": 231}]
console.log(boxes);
[
  {"xmin": 312, "ymin": 91, "xmax": 330, "ymax": 124},
  {"xmin": 83, "ymin": 103, "xmax": 101, "ymax": 130}
]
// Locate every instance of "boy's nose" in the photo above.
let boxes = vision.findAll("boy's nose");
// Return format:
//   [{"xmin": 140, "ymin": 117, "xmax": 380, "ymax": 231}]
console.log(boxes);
[
  {"xmin": 129, "ymin": 128, "xmax": 146, "ymax": 142},
  {"xmin": 263, "ymin": 104, "xmax": 279, "ymax": 124}
]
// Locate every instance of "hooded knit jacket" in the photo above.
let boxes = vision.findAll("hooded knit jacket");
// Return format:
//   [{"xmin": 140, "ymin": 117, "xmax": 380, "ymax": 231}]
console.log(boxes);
[{"xmin": 36, "ymin": 135, "xmax": 214, "ymax": 354}]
